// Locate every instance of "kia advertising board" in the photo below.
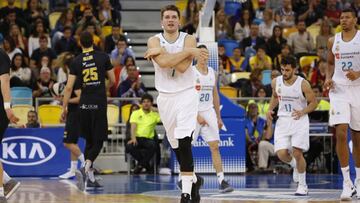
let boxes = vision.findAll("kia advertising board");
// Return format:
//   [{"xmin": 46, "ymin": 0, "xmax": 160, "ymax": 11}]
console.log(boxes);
[{"xmin": 1, "ymin": 128, "xmax": 84, "ymax": 176}]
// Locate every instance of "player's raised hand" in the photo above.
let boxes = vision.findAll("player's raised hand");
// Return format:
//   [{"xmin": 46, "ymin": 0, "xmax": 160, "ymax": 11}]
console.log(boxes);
[
  {"xmin": 291, "ymin": 109, "xmax": 304, "ymax": 120},
  {"xmin": 5, "ymin": 109, "xmax": 19, "ymax": 124},
  {"xmin": 197, "ymin": 115, "xmax": 208, "ymax": 126},
  {"xmin": 345, "ymin": 70, "xmax": 360, "ymax": 81},
  {"xmin": 323, "ymin": 78, "xmax": 334, "ymax": 90},
  {"xmin": 266, "ymin": 110, "xmax": 274, "ymax": 121},
  {"xmin": 144, "ymin": 48, "xmax": 165, "ymax": 60}
]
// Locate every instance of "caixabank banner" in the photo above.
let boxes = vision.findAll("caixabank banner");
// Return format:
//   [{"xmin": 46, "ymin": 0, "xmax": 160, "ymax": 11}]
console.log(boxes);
[
  {"xmin": 171, "ymin": 94, "xmax": 246, "ymax": 173},
  {"xmin": 1, "ymin": 128, "xmax": 84, "ymax": 176}
]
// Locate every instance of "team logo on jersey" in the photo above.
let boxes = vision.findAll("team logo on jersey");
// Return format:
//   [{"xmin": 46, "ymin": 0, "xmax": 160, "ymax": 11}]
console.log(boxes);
[
  {"xmin": 335, "ymin": 45, "xmax": 340, "ymax": 52},
  {"xmin": 335, "ymin": 53, "xmax": 340, "ymax": 59},
  {"xmin": 195, "ymin": 79, "xmax": 201, "ymax": 91}
]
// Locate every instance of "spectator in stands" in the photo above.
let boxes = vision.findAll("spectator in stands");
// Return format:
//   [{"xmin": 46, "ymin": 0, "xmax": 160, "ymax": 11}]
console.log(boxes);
[
  {"xmin": 245, "ymin": 103, "xmax": 267, "ymax": 172},
  {"xmin": 309, "ymin": 57, "xmax": 327, "ymax": 88},
  {"xmin": 28, "ymin": 21, "xmax": 51, "ymax": 57},
  {"xmin": 126, "ymin": 94, "xmax": 161, "ymax": 174},
  {"xmin": 24, "ymin": 0, "xmax": 47, "ymax": 25},
  {"xmin": 32, "ymin": 66, "xmax": 55, "ymax": 98},
  {"xmin": 83, "ymin": 23, "xmax": 102, "ymax": 48},
  {"xmin": 53, "ymin": 9, "xmax": 76, "ymax": 36},
  {"xmin": 98, "ymin": 0, "xmax": 121, "ymax": 26},
  {"xmin": 215, "ymin": 9, "xmax": 233, "ymax": 40},
  {"xmin": 30, "ymin": 35, "xmax": 57, "ymax": 71},
  {"xmin": 181, "ymin": 12, "xmax": 199, "ymax": 35},
  {"xmin": 241, "ymin": 22, "xmax": 266, "ymax": 53},
  {"xmin": 249, "ymin": 45, "xmax": 272, "ymax": 71},
  {"xmin": 74, "ymin": 0, "xmax": 93, "ymax": 22},
  {"xmin": 264, "ymin": 69, "xmax": 281, "ymax": 97},
  {"xmin": 9, "ymin": 24, "xmax": 28, "ymax": 56},
  {"xmin": 111, "ymin": 37, "xmax": 135, "ymax": 66},
  {"xmin": 24, "ymin": 110, "xmax": 41, "ymax": 128},
  {"xmin": 118, "ymin": 65, "xmax": 146, "ymax": 104},
  {"xmin": 110, "ymin": 55, "xmax": 136, "ymax": 97},
  {"xmin": 118, "ymin": 56, "xmax": 136, "ymax": 84},
  {"xmin": 234, "ymin": 9, "xmax": 252, "ymax": 42},
  {"xmin": 229, "ymin": 47, "xmax": 246, "ymax": 72},
  {"xmin": 296, "ymin": 0, "xmax": 325, "ymax": 26},
  {"xmin": 325, "ymin": 0, "xmax": 341, "ymax": 26},
  {"xmin": 104, "ymin": 24, "xmax": 124, "ymax": 54},
  {"xmin": 266, "ymin": 25, "xmax": 287, "ymax": 60},
  {"xmin": 10, "ymin": 53, "xmax": 33, "ymax": 87},
  {"xmin": 56, "ymin": 52, "xmax": 74, "ymax": 83},
  {"xmin": 275, "ymin": 0, "xmax": 296, "ymax": 28},
  {"xmin": 0, "ymin": 10, "xmax": 28, "ymax": 39},
  {"xmin": 218, "ymin": 44, "xmax": 231, "ymax": 73},
  {"xmin": 287, "ymin": 19, "xmax": 314, "ymax": 58},
  {"xmin": 3, "ymin": 36, "xmax": 22, "ymax": 61},
  {"xmin": 0, "ymin": 0, "xmax": 24, "ymax": 20},
  {"xmin": 248, "ymin": 86, "xmax": 269, "ymax": 119},
  {"xmin": 259, "ymin": 9, "xmax": 277, "ymax": 40},
  {"xmin": 312, "ymin": 85, "xmax": 330, "ymax": 111},
  {"xmin": 316, "ymin": 19, "xmax": 333, "ymax": 50},
  {"xmin": 254, "ymin": 0, "xmax": 266, "ymax": 21},
  {"xmin": 241, "ymin": 69, "xmax": 263, "ymax": 97},
  {"xmin": 218, "ymin": 58, "xmax": 231, "ymax": 86},
  {"xmin": 351, "ymin": 0, "xmax": 360, "ymax": 23},
  {"xmin": 75, "ymin": 7, "xmax": 102, "ymax": 37},
  {"xmin": 182, "ymin": 0, "xmax": 198, "ymax": 25},
  {"xmin": 273, "ymin": 44, "xmax": 291, "ymax": 71},
  {"xmin": 54, "ymin": 26, "xmax": 79, "ymax": 55},
  {"xmin": 266, "ymin": 0, "xmax": 283, "ymax": 11},
  {"xmin": 257, "ymin": 119, "xmax": 274, "ymax": 171}
]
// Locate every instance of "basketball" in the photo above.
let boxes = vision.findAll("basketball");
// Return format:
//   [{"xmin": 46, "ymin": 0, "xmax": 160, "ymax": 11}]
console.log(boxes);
[{"xmin": 51, "ymin": 82, "xmax": 66, "ymax": 97}]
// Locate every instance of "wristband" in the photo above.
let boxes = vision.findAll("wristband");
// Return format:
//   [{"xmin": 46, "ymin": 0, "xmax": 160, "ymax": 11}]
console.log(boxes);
[{"xmin": 4, "ymin": 102, "xmax": 11, "ymax": 109}]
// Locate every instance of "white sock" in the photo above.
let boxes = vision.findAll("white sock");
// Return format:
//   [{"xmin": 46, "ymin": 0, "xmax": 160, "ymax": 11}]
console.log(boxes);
[
  {"xmin": 71, "ymin": 161, "xmax": 78, "ymax": 172},
  {"xmin": 193, "ymin": 173, "xmax": 197, "ymax": 183},
  {"xmin": 3, "ymin": 171, "xmax": 11, "ymax": 184},
  {"xmin": 85, "ymin": 160, "xmax": 92, "ymax": 173},
  {"xmin": 0, "ymin": 187, "xmax": 4, "ymax": 197},
  {"xmin": 217, "ymin": 172, "xmax": 224, "ymax": 184},
  {"xmin": 356, "ymin": 167, "xmax": 360, "ymax": 181},
  {"xmin": 288, "ymin": 158, "xmax": 296, "ymax": 168},
  {"xmin": 341, "ymin": 166, "xmax": 351, "ymax": 183},
  {"xmin": 181, "ymin": 175, "xmax": 193, "ymax": 195},
  {"xmin": 298, "ymin": 172, "xmax": 306, "ymax": 185},
  {"xmin": 78, "ymin": 154, "xmax": 85, "ymax": 166},
  {"xmin": 178, "ymin": 173, "xmax": 182, "ymax": 181},
  {"xmin": 88, "ymin": 169, "xmax": 95, "ymax": 182}
]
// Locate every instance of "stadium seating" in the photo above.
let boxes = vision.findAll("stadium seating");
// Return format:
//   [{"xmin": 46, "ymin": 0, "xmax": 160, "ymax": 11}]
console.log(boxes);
[
  {"xmin": 262, "ymin": 69, "xmax": 272, "ymax": 85},
  {"xmin": 38, "ymin": 105, "xmax": 63, "ymax": 125},
  {"xmin": 121, "ymin": 104, "xmax": 132, "ymax": 123},
  {"xmin": 283, "ymin": 27, "xmax": 298, "ymax": 38},
  {"xmin": 49, "ymin": 12, "xmax": 62, "ymax": 30},
  {"xmin": 231, "ymin": 72, "xmax": 251, "ymax": 83},
  {"xmin": 107, "ymin": 104, "xmax": 120, "ymax": 133},
  {"xmin": 12, "ymin": 105, "xmax": 34, "ymax": 126},
  {"xmin": 218, "ymin": 39, "xmax": 239, "ymax": 57},
  {"xmin": 224, "ymin": 1, "xmax": 242, "ymax": 16},
  {"xmin": 11, "ymin": 87, "xmax": 33, "ymax": 105},
  {"xmin": 220, "ymin": 86, "xmax": 238, "ymax": 98},
  {"xmin": 299, "ymin": 56, "xmax": 319, "ymax": 68}
]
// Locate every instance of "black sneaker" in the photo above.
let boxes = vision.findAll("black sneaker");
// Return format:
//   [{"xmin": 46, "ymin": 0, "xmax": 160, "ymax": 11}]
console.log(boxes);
[
  {"xmin": 133, "ymin": 165, "xmax": 144, "ymax": 174},
  {"xmin": 219, "ymin": 180, "xmax": 234, "ymax": 193},
  {"xmin": 75, "ymin": 167, "xmax": 87, "ymax": 191},
  {"xmin": 180, "ymin": 193, "xmax": 191, "ymax": 203},
  {"xmin": 4, "ymin": 179, "xmax": 21, "ymax": 199},
  {"xmin": 0, "ymin": 196, "xmax": 7, "ymax": 203},
  {"xmin": 191, "ymin": 175, "xmax": 204, "ymax": 203},
  {"xmin": 86, "ymin": 179, "xmax": 103, "ymax": 190}
]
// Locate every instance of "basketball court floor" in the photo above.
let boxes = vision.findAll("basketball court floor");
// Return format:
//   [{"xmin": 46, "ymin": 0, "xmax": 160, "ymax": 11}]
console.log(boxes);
[{"xmin": 6, "ymin": 174, "xmax": 358, "ymax": 202}]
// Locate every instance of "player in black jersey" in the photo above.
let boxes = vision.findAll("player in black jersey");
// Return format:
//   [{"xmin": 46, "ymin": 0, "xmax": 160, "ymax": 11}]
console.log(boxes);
[
  {"xmin": 0, "ymin": 50, "xmax": 20, "ymax": 202},
  {"xmin": 59, "ymin": 56, "xmax": 85, "ymax": 180},
  {"xmin": 62, "ymin": 32, "xmax": 115, "ymax": 191}
]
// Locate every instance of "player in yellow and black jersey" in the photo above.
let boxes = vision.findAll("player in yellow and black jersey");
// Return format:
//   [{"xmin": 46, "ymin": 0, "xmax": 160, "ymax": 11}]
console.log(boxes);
[{"xmin": 62, "ymin": 31, "xmax": 115, "ymax": 191}]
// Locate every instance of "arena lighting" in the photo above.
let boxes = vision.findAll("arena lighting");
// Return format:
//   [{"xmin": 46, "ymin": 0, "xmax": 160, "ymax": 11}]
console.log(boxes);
[{"xmin": 124, "ymin": 32, "xmax": 128, "ymax": 35}]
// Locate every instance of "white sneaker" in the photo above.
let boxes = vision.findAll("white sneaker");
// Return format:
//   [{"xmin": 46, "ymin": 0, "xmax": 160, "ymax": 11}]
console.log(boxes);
[
  {"xmin": 340, "ymin": 180, "xmax": 356, "ymax": 201},
  {"xmin": 293, "ymin": 168, "xmax": 299, "ymax": 183},
  {"xmin": 355, "ymin": 178, "xmax": 360, "ymax": 199},
  {"xmin": 295, "ymin": 184, "xmax": 308, "ymax": 196},
  {"xmin": 59, "ymin": 171, "xmax": 76, "ymax": 179}
]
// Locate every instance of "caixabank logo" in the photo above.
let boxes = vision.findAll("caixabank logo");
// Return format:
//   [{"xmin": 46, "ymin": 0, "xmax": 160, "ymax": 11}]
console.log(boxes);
[{"xmin": 0, "ymin": 136, "xmax": 56, "ymax": 166}]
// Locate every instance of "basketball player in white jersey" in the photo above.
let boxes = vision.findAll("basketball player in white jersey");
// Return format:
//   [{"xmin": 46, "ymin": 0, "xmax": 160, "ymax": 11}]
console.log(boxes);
[
  {"xmin": 324, "ymin": 8, "xmax": 360, "ymax": 201},
  {"xmin": 267, "ymin": 56, "xmax": 317, "ymax": 196},
  {"xmin": 144, "ymin": 5, "xmax": 208, "ymax": 203}
]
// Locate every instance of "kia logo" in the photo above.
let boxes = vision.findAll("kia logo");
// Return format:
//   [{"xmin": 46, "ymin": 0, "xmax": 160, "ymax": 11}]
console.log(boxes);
[{"xmin": 0, "ymin": 136, "xmax": 56, "ymax": 166}]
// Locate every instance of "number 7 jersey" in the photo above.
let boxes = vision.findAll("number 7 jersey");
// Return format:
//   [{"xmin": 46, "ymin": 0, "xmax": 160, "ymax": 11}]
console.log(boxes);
[
  {"xmin": 275, "ymin": 76, "xmax": 307, "ymax": 117},
  {"xmin": 194, "ymin": 66, "xmax": 216, "ymax": 111},
  {"xmin": 331, "ymin": 31, "xmax": 360, "ymax": 85}
]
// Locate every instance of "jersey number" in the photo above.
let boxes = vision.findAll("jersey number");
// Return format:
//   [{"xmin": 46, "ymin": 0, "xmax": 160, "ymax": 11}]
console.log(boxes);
[
  {"xmin": 83, "ymin": 68, "xmax": 98, "ymax": 82},
  {"xmin": 284, "ymin": 104, "xmax": 292, "ymax": 112},
  {"xmin": 200, "ymin": 93, "xmax": 210, "ymax": 102},
  {"xmin": 341, "ymin": 61, "xmax": 353, "ymax": 71}
]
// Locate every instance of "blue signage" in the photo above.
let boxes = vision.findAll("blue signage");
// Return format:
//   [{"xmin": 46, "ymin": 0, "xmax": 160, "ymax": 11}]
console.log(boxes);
[{"xmin": 1, "ymin": 128, "xmax": 84, "ymax": 177}]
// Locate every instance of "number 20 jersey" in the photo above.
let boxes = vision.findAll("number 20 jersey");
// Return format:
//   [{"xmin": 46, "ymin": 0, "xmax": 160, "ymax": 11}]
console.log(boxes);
[
  {"xmin": 331, "ymin": 31, "xmax": 360, "ymax": 85},
  {"xmin": 275, "ymin": 76, "xmax": 307, "ymax": 117},
  {"xmin": 194, "ymin": 66, "xmax": 215, "ymax": 111}
]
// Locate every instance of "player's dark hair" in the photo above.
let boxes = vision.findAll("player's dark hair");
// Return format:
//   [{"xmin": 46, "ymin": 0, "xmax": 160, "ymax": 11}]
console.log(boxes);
[
  {"xmin": 341, "ymin": 8, "xmax": 357, "ymax": 17},
  {"xmin": 281, "ymin": 56, "xmax": 297, "ymax": 68},
  {"xmin": 161, "ymin": 5, "xmax": 180, "ymax": 19},
  {"xmin": 197, "ymin": 44, "xmax": 208, "ymax": 49},
  {"xmin": 80, "ymin": 31, "xmax": 93, "ymax": 48},
  {"xmin": 141, "ymin": 94, "xmax": 154, "ymax": 103}
]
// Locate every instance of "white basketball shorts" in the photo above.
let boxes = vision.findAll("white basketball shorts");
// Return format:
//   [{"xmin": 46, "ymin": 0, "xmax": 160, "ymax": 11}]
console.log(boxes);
[{"xmin": 193, "ymin": 108, "xmax": 220, "ymax": 143}]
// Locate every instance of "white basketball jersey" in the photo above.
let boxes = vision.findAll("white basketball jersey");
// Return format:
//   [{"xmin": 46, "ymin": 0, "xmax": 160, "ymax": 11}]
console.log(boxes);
[
  {"xmin": 331, "ymin": 31, "xmax": 360, "ymax": 85},
  {"xmin": 276, "ymin": 76, "xmax": 307, "ymax": 117},
  {"xmin": 194, "ymin": 66, "xmax": 216, "ymax": 111},
  {"xmin": 152, "ymin": 32, "xmax": 195, "ymax": 93}
]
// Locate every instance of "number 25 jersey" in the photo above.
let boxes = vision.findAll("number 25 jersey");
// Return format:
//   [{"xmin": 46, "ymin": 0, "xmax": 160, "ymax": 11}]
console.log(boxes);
[{"xmin": 275, "ymin": 76, "xmax": 307, "ymax": 117}]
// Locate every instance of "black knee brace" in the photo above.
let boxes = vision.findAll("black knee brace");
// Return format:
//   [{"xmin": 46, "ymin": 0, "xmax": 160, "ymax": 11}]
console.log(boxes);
[{"xmin": 177, "ymin": 136, "xmax": 194, "ymax": 172}]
